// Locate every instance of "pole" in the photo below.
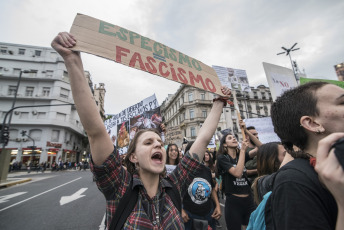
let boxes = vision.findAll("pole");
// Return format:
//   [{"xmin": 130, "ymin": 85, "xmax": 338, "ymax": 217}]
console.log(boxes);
[
  {"xmin": 288, "ymin": 53, "xmax": 298, "ymax": 82},
  {"xmin": 233, "ymin": 92, "xmax": 246, "ymax": 140}
]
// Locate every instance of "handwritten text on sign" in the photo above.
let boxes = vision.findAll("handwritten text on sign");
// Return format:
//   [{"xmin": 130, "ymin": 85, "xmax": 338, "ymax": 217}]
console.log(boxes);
[{"xmin": 70, "ymin": 14, "xmax": 224, "ymax": 95}]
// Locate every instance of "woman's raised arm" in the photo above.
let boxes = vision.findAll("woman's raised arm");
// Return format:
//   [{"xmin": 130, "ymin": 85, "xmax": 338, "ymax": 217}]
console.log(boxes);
[{"xmin": 51, "ymin": 32, "xmax": 113, "ymax": 165}]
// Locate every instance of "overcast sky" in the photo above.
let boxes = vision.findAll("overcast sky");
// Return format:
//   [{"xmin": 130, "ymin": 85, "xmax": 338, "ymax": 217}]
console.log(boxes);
[{"xmin": 1, "ymin": 0, "xmax": 343, "ymax": 114}]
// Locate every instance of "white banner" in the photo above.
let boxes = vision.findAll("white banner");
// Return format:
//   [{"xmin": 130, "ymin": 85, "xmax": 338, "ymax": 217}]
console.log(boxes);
[
  {"xmin": 263, "ymin": 62, "xmax": 298, "ymax": 101},
  {"xmin": 244, "ymin": 117, "xmax": 280, "ymax": 144}
]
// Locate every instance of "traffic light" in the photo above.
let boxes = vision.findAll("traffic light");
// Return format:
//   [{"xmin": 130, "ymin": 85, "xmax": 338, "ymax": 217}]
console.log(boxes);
[
  {"xmin": 21, "ymin": 130, "xmax": 27, "ymax": 137},
  {"xmin": 1, "ymin": 125, "xmax": 10, "ymax": 145}
]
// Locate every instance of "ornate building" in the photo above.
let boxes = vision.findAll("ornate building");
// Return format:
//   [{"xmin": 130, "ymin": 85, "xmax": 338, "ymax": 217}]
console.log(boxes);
[
  {"xmin": 0, "ymin": 42, "xmax": 105, "ymax": 166},
  {"xmin": 161, "ymin": 84, "xmax": 273, "ymax": 147}
]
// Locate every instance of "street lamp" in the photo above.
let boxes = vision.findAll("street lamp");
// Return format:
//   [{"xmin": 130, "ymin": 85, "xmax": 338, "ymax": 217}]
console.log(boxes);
[
  {"xmin": 8, "ymin": 70, "xmax": 36, "ymax": 126},
  {"xmin": 277, "ymin": 43, "xmax": 300, "ymax": 82}
]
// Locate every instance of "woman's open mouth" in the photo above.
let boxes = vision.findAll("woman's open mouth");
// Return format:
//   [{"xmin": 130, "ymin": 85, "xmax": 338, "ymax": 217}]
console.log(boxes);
[{"xmin": 151, "ymin": 152, "xmax": 163, "ymax": 164}]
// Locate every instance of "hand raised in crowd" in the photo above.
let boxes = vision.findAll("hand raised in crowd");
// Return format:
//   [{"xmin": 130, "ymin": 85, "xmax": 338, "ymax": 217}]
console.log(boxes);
[
  {"xmin": 51, "ymin": 32, "xmax": 79, "ymax": 59},
  {"xmin": 181, "ymin": 209, "xmax": 190, "ymax": 223},
  {"xmin": 315, "ymin": 132, "xmax": 344, "ymax": 206},
  {"xmin": 220, "ymin": 86, "xmax": 231, "ymax": 98},
  {"xmin": 240, "ymin": 139, "xmax": 250, "ymax": 152},
  {"xmin": 159, "ymin": 123, "xmax": 166, "ymax": 132},
  {"xmin": 239, "ymin": 119, "xmax": 246, "ymax": 130}
]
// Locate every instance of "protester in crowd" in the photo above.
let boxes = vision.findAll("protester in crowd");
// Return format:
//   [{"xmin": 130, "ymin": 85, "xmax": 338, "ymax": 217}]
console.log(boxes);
[
  {"xmin": 269, "ymin": 81, "xmax": 343, "ymax": 229},
  {"xmin": 166, "ymin": 143, "xmax": 180, "ymax": 166},
  {"xmin": 217, "ymin": 133, "xmax": 256, "ymax": 230},
  {"xmin": 182, "ymin": 143, "xmax": 221, "ymax": 230},
  {"xmin": 315, "ymin": 133, "xmax": 344, "ymax": 230},
  {"xmin": 51, "ymin": 31, "xmax": 231, "ymax": 230},
  {"xmin": 251, "ymin": 142, "xmax": 286, "ymax": 204},
  {"xmin": 244, "ymin": 126, "xmax": 262, "ymax": 183}
]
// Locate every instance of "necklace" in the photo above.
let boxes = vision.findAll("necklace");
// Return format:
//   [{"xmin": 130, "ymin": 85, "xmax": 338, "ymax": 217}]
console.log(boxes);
[{"xmin": 152, "ymin": 196, "xmax": 160, "ymax": 226}]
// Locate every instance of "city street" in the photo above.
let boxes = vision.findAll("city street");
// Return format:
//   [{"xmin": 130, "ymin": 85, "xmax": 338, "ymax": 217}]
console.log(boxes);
[{"xmin": 0, "ymin": 170, "xmax": 227, "ymax": 230}]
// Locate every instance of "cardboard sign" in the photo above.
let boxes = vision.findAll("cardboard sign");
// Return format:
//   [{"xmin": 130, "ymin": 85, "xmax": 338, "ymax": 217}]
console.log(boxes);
[{"xmin": 70, "ymin": 13, "xmax": 224, "ymax": 95}]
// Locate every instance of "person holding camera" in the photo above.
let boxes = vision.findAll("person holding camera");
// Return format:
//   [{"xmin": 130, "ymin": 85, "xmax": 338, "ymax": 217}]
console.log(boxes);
[
  {"xmin": 270, "ymin": 81, "xmax": 344, "ymax": 229},
  {"xmin": 315, "ymin": 133, "xmax": 344, "ymax": 230}
]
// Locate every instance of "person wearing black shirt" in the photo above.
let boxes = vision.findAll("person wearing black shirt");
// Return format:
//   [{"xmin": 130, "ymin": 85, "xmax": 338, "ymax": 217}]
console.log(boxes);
[
  {"xmin": 217, "ymin": 133, "xmax": 256, "ymax": 230},
  {"xmin": 270, "ymin": 81, "xmax": 343, "ymax": 229}
]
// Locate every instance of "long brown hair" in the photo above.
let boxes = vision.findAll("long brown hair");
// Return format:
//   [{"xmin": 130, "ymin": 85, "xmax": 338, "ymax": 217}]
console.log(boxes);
[
  {"xmin": 252, "ymin": 142, "xmax": 283, "ymax": 204},
  {"xmin": 124, "ymin": 128, "xmax": 162, "ymax": 175}
]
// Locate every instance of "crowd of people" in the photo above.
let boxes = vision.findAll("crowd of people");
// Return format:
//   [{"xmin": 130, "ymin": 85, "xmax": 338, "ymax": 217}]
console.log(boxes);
[
  {"xmin": 9, "ymin": 160, "xmax": 89, "ymax": 173},
  {"xmin": 51, "ymin": 32, "xmax": 344, "ymax": 230}
]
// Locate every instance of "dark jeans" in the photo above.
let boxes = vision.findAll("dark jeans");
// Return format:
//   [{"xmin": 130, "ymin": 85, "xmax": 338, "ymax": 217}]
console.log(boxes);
[
  {"xmin": 184, "ymin": 208, "xmax": 216, "ymax": 230},
  {"xmin": 225, "ymin": 194, "xmax": 256, "ymax": 230}
]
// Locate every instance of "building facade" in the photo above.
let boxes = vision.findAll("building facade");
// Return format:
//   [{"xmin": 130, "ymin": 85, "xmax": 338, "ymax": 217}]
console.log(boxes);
[
  {"xmin": 0, "ymin": 42, "xmax": 105, "ymax": 167},
  {"xmin": 160, "ymin": 84, "xmax": 273, "ymax": 147}
]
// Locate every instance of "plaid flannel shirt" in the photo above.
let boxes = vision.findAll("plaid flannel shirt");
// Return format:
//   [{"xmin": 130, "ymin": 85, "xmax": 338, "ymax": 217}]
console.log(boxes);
[{"xmin": 91, "ymin": 148, "xmax": 202, "ymax": 230}]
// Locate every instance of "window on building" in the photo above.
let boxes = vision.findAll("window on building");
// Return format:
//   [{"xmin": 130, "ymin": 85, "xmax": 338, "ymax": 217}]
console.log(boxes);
[
  {"xmin": 29, "ymin": 129, "xmax": 42, "ymax": 141},
  {"xmin": 63, "ymin": 71, "xmax": 69, "ymax": 78},
  {"xmin": 200, "ymin": 93, "xmax": 205, "ymax": 100},
  {"xmin": 202, "ymin": 110, "xmax": 207, "ymax": 118},
  {"xmin": 189, "ymin": 109, "xmax": 195, "ymax": 119},
  {"xmin": 56, "ymin": 112, "xmax": 66, "ymax": 121},
  {"xmin": 20, "ymin": 112, "xmax": 29, "ymax": 119},
  {"xmin": 188, "ymin": 92, "xmax": 193, "ymax": 102},
  {"xmin": 37, "ymin": 112, "xmax": 46, "ymax": 119},
  {"xmin": 46, "ymin": 70, "xmax": 53, "ymax": 77},
  {"xmin": 60, "ymin": 87, "xmax": 69, "ymax": 99},
  {"xmin": 29, "ymin": 70, "xmax": 38, "ymax": 77},
  {"xmin": 42, "ymin": 87, "xmax": 50, "ymax": 96},
  {"xmin": 233, "ymin": 121, "xmax": 238, "ymax": 132},
  {"xmin": 51, "ymin": 130, "xmax": 60, "ymax": 142},
  {"xmin": 18, "ymin": 49, "xmax": 25, "ymax": 55},
  {"xmin": 0, "ymin": 47, "xmax": 7, "ymax": 54},
  {"xmin": 13, "ymin": 68, "xmax": 21, "ymax": 76},
  {"xmin": 35, "ymin": 50, "xmax": 41, "ymax": 56},
  {"xmin": 231, "ymin": 109, "xmax": 236, "ymax": 118},
  {"xmin": 8, "ymin": 86, "xmax": 17, "ymax": 96},
  {"xmin": 191, "ymin": 127, "xmax": 196, "ymax": 137},
  {"xmin": 25, "ymin": 87, "xmax": 34, "ymax": 96}
]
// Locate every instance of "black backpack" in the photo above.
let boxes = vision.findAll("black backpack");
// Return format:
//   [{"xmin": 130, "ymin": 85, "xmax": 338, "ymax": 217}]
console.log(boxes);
[{"xmin": 109, "ymin": 177, "xmax": 181, "ymax": 230}]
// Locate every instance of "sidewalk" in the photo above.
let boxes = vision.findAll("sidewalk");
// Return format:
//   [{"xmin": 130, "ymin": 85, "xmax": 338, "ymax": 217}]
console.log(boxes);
[{"xmin": 0, "ymin": 170, "xmax": 52, "ymax": 188}]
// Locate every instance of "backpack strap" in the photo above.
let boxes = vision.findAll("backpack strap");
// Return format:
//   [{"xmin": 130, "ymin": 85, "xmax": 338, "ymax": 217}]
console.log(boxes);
[
  {"xmin": 109, "ymin": 178, "xmax": 139, "ymax": 230},
  {"xmin": 163, "ymin": 178, "xmax": 182, "ymax": 213}
]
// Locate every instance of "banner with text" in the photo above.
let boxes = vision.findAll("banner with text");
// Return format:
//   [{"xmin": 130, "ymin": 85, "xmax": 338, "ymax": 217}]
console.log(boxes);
[
  {"xmin": 104, "ymin": 94, "xmax": 161, "ymax": 154},
  {"xmin": 212, "ymin": 65, "xmax": 251, "ymax": 92},
  {"xmin": 263, "ymin": 62, "xmax": 298, "ymax": 101},
  {"xmin": 70, "ymin": 13, "xmax": 224, "ymax": 96}
]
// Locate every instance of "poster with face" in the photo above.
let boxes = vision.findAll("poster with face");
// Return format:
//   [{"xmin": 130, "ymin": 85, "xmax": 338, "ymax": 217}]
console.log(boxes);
[{"xmin": 213, "ymin": 65, "xmax": 251, "ymax": 92}]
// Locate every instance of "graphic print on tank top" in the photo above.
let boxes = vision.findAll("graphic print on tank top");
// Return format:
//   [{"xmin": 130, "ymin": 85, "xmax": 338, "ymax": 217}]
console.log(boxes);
[{"xmin": 187, "ymin": 177, "xmax": 212, "ymax": 204}]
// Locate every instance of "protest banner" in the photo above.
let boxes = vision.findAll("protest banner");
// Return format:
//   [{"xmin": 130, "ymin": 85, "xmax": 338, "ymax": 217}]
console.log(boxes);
[
  {"xmin": 263, "ymin": 62, "xmax": 298, "ymax": 101},
  {"xmin": 212, "ymin": 65, "xmax": 251, "ymax": 92},
  {"xmin": 300, "ymin": 77, "xmax": 344, "ymax": 89},
  {"xmin": 104, "ymin": 94, "xmax": 161, "ymax": 154},
  {"xmin": 165, "ymin": 126, "xmax": 183, "ymax": 145},
  {"xmin": 69, "ymin": 13, "xmax": 224, "ymax": 96},
  {"xmin": 165, "ymin": 165, "xmax": 177, "ymax": 176},
  {"xmin": 244, "ymin": 117, "xmax": 280, "ymax": 144}
]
